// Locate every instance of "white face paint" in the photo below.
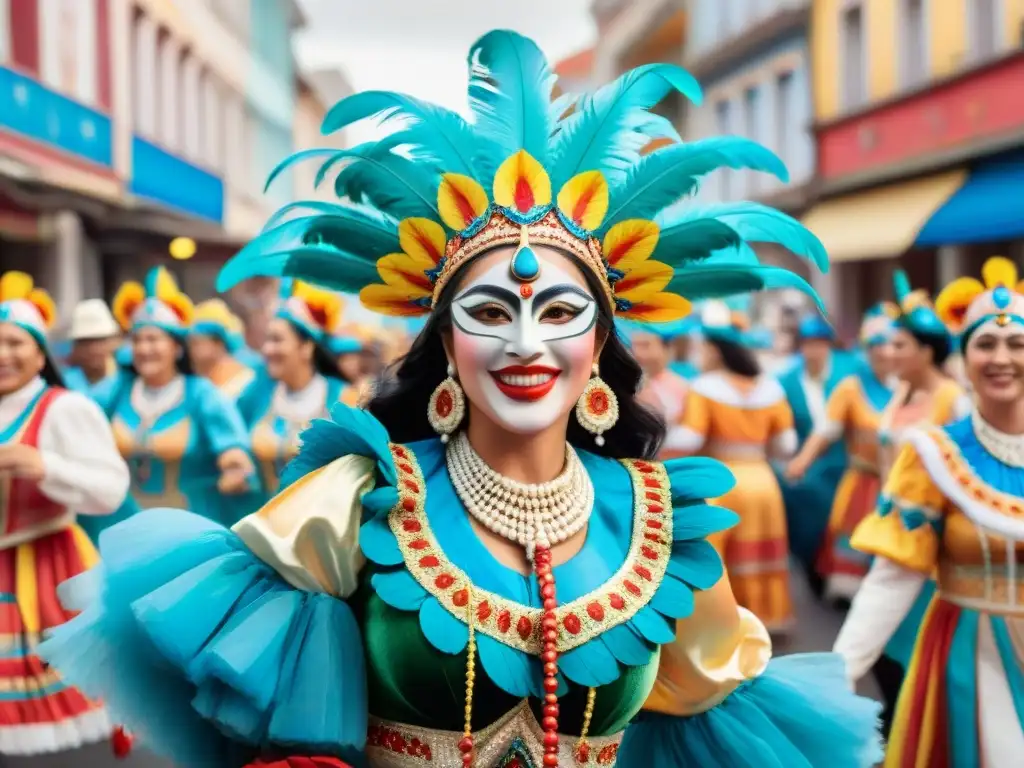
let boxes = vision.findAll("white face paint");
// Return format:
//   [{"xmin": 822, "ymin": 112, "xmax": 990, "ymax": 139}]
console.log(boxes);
[{"xmin": 449, "ymin": 248, "xmax": 600, "ymax": 435}]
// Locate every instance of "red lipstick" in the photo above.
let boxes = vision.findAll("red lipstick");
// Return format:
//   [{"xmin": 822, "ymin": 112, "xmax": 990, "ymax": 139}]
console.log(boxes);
[{"xmin": 490, "ymin": 365, "xmax": 561, "ymax": 402}]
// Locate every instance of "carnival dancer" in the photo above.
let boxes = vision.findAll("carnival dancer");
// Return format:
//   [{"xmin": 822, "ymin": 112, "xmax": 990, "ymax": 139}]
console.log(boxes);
[
  {"xmin": 188, "ymin": 299, "xmax": 256, "ymax": 400},
  {"xmin": 859, "ymin": 271, "xmax": 970, "ymax": 737},
  {"xmin": 785, "ymin": 302, "xmax": 898, "ymax": 603},
  {"xmin": 0, "ymin": 272, "xmax": 129, "ymax": 755},
  {"xmin": 62, "ymin": 299, "xmax": 121, "ymax": 396},
  {"xmin": 99, "ymin": 267, "xmax": 259, "ymax": 526},
  {"xmin": 777, "ymin": 312, "xmax": 856, "ymax": 594},
  {"xmin": 629, "ymin": 322, "xmax": 690, "ymax": 433},
  {"xmin": 834, "ymin": 256, "xmax": 1024, "ymax": 766},
  {"xmin": 238, "ymin": 279, "xmax": 348, "ymax": 497},
  {"xmin": 41, "ymin": 32, "xmax": 880, "ymax": 768},
  {"xmin": 672, "ymin": 301, "xmax": 798, "ymax": 632}
]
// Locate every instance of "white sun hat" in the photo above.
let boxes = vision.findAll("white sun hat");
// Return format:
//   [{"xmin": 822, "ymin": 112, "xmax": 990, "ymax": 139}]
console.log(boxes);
[{"xmin": 69, "ymin": 299, "xmax": 121, "ymax": 340}]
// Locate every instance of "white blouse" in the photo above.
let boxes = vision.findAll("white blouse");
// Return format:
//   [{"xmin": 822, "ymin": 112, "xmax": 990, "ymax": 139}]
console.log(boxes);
[{"xmin": 0, "ymin": 376, "xmax": 130, "ymax": 516}]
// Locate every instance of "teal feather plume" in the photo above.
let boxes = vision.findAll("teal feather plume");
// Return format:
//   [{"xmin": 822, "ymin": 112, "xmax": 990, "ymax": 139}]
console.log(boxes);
[
  {"xmin": 320, "ymin": 91, "xmax": 484, "ymax": 180},
  {"xmin": 261, "ymin": 200, "xmax": 396, "ymax": 234},
  {"xmin": 143, "ymin": 267, "xmax": 162, "ymax": 297},
  {"xmin": 551, "ymin": 63, "xmax": 701, "ymax": 189},
  {"xmin": 893, "ymin": 269, "xmax": 912, "ymax": 302},
  {"xmin": 667, "ymin": 264, "xmax": 823, "ymax": 312},
  {"xmin": 263, "ymin": 148, "xmax": 340, "ymax": 193},
  {"xmin": 601, "ymin": 138, "xmax": 789, "ymax": 232},
  {"xmin": 550, "ymin": 91, "xmax": 577, "ymax": 123},
  {"xmin": 654, "ymin": 202, "xmax": 827, "ymax": 270},
  {"xmin": 216, "ymin": 211, "xmax": 396, "ymax": 293},
  {"xmin": 308, "ymin": 148, "xmax": 440, "ymax": 221},
  {"xmin": 467, "ymin": 30, "xmax": 556, "ymax": 182},
  {"xmin": 629, "ymin": 111, "xmax": 684, "ymax": 143},
  {"xmin": 648, "ymin": 217, "xmax": 741, "ymax": 266}
]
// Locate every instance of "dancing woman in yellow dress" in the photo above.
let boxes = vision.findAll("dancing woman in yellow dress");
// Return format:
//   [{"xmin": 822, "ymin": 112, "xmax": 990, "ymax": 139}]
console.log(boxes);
[
  {"xmin": 674, "ymin": 301, "xmax": 798, "ymax": 632},
  {"xmin": 835, "ymin": 256, "xmax": 1024, "ymax": 766},
  {"xmin": 786, "ymin": 303, "xmax": 898, "ymax": 602}
]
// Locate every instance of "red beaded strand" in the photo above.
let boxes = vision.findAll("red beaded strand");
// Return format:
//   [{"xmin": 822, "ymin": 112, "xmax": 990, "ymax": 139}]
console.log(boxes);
[{"xmin": 535, "ymin": 544, "xmax": 561, "ymax": 767}]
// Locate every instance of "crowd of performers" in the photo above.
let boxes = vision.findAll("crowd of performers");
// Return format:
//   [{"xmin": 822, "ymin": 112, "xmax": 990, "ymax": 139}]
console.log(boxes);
[{"xmin": 0, "ymin": 28, "xmax": 1020, "ymax": 768}]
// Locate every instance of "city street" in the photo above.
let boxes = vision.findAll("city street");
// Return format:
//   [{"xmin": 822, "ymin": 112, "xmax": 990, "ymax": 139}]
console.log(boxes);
[{"xmin": 3, "ymin": 567, "xmax": 877, "ymax": 768}]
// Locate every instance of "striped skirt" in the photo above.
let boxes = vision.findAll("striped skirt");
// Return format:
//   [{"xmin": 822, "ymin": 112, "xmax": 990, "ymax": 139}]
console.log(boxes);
[{"xmin": 0, "ymin": 525, "xmax": 110, "ymax": 754}]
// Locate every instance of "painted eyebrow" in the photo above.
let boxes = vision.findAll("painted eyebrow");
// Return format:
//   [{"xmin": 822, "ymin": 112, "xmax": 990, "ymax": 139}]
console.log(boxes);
[
  {"xmin": 531, "ymin": 285, "xmax": 594, "ymax": 307},
  {"xmin": 455, "ymin": 285, "xmax": 520, "ymax": 306}
]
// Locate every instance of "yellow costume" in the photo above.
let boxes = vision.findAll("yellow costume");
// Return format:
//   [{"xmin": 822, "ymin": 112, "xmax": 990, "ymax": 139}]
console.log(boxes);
[{"xmin": 677, "ymin": 371, "xmax": 797, "ymax": 631}]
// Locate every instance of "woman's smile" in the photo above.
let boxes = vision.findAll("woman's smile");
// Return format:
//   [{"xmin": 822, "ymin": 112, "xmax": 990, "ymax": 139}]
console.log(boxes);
[{"xmin": 490, "ymin": 365, "xmax": 561, "ymax": 401}]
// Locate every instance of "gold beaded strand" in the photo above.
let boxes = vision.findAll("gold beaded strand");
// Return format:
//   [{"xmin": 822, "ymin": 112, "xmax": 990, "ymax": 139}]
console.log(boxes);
[
  {"xmin": 574, "ymin": 688, "xmax": 598, "ymax": 762},
  {"xmin": 459, "ymin": 586, "xmax": 477, "ymax": 767}
]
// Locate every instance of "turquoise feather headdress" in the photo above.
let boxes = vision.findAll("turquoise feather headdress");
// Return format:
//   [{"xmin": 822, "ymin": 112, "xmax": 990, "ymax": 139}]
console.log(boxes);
[
  {"xmin": 893, "ymin": 270, "xmax": 950, "ymax": 341},
  {"xmin": 218, "ymin": 30, "xmax": 828, "ymax": 324}
]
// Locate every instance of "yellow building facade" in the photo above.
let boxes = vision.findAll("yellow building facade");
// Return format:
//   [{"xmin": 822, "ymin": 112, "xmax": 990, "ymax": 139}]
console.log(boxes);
[{"xmin": 812, "ymin": 0, "xmax": 1024, "ymax": 121}]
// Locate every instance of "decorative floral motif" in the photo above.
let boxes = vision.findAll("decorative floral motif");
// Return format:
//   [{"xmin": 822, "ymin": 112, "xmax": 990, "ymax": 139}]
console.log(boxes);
[
  {"xmin": 387, "ymin": 445, "xmax": 673, "ymax": 655},
  {"xmin": 575, "ymin": 374, "xmax": 619, "ymax": 447},
  {"xmin": 367, "ymin": 724, "xmax": 434, "ymax": 761}
]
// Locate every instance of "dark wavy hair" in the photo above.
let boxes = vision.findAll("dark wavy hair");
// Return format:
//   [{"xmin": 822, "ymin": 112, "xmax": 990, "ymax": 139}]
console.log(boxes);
[
  {"xmin": 897, "ymin": 322, "xmax": 952, "ymax": 368},
  {"xmin": 368, "ymin": 260, "xmax": 665, "ymax": 460},
  {"xmin": 279, "ymin": 320, "xmax": 342, "ymax": 381},
  {"xmin": 708, "ymin": 337, "xmax": 761, "ymax": 378}
]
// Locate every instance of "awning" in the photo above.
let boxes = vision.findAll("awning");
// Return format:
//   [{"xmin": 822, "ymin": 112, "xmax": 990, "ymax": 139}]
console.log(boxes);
[
  {"xmin": 917, "ymin": 150, "xmax": 1024, "ymax": 246},
  {"xmin": 802, "ymin": 170, "xmax": 966, "ymax": 262}
]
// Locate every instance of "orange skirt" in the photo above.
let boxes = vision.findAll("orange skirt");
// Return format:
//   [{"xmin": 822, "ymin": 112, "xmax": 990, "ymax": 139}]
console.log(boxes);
[
  {"xmin": 709, "ymin": 460, "xmax": 792, "ymax": 633},
  {"xmin": 0, "ymin": 525, "xmax": 110, "ymax": 754},
  {"xmin": 816, "ymin": 467, "xmax": 880, "ymax": 601}
]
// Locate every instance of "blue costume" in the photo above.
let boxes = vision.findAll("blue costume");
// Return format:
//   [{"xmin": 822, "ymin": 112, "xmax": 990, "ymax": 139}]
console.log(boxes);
[{"xmin": 777, "ymin": 314, "xmax": 857, "ymax": 582}]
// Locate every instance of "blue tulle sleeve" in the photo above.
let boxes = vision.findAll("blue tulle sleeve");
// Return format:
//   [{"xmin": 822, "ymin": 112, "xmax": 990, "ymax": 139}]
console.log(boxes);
[
  {"xmin": 41, "ymin": 509, "xmax": 367, "ymax": 768},
  {"xmin": 617, "ymin": 653, "xmax": 882, "ymax": 768}
]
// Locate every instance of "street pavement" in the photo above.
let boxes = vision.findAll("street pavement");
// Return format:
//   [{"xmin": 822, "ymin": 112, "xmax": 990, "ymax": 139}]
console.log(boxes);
[{"xmin": 7, "ymin": 565, "xmax": 879, "ymax": 767}]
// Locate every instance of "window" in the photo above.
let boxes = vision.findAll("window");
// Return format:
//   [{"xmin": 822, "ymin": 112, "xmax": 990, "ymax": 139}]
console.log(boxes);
[
  {"xmin": 776, "ymin": 71, "xmax": 793, "ymax": 163},
  {"xmin": 841, "ymin": 4, "xmax": 867, "ymax": 110},
  {"xmin": 39, "ymin": 0, "xmax": 98, "ymax": 104},
  {"xmin": 715, "ymin": 100, "xmax": 733, "ymax": 200},
  {"xmin": 223, "ymin": 95, "xmax": 244, "ymax": 190},
  {"xmin": 0, "ymin": 0, "xmax": 9, "ymax": 64},
  {"xmin": 181, "ymin": 57, "xmax": 202, "ymax": 160},
  {"xmin": 202, "ymin": 76, "xmax": 223, "ymax": 171},
  {"xmin": 900, "ymin": 0, "xmax": 927, "ymax": 88},
  {"xmin": 158, "ymin": 35, "xmax": 181, "ymax": 150},
  {"xmin": 968, "ymin": 0, "xmax": 1000, "ymax": 62},
  {"xmin": 744, "ymin": 87, "xmax": 760, "ymax": 195},
  {"xmin": 133, "ymin": 14, "xmax": 158, "ymax": 137}
]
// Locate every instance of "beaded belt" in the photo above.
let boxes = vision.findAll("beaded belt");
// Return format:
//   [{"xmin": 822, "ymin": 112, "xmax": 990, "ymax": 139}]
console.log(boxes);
[{"xmin": 366, "ymin": 701, "xmax": 623, "ymax": 767}]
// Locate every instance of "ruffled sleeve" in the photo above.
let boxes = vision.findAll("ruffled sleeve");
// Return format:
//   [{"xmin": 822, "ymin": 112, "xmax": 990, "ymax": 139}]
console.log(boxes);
[
  {"xmin": 192, "ymin": 376, "xmax": 252, "ymax": 456},
  {"xmin": 666, "ymin": 383, "xmax": 710, "ymax": 454},
  {"xmin": 618, "ymin": 575, "xmax": 883, "ymax": 768},
  {"xmin": 40, "ymin": 404, "xmax": 398, "ymax": 768},
  {"xmin": 850, "ymin": 438, "xmax": 946, "ymax": 575}
]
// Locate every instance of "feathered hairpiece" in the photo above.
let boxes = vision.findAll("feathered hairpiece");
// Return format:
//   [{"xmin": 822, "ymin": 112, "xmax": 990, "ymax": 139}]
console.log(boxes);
[
  {"xmin": 112, "ymin": 268, "xmax": 194, "ymax": 336},
  {"xmin": 191, "ymin": 298, "xmax": 245, "ymax": 352},
  {"xmin": 0, "ymin": 271, "xmax": 57, "ymax": 347},
  {"xmin": 860, "ymin": 301, "xmax": 898, "ymax": 347},
  {"xmin": 893, "ymin": 270, "xmax": 949, "ymax": 341},
  {"xmin": 935, "ymin": 255, "xmax": 1024, "ymax": 338},
  {"xmin": 218, "ymin": 31, "xmax": 828, "ymax": 324},
  {"xmin": 276, "ymin": 279, "xmax": 343, "ymax": 342}
]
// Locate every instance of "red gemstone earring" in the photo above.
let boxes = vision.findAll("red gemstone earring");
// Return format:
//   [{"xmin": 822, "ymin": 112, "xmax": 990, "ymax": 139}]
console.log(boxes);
[
  {"xmin": 575, "ymin": 363, "xmax": 619, "ymax": 447},
  {"xmin": 429, "ymin": 364, "xmax": 466, "ymax": 443}
]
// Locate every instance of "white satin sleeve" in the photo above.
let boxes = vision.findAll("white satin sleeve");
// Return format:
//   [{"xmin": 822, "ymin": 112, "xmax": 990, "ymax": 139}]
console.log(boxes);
[
  {"xmin": 832, "ymin": 557, "xmax": 928, "ymax": 684},
  {"xmin": 232, "ymin": 454, "xmax": 374, "ymax": 599},
  {"xmin": 36, "ymin": 391, "xmax": 130, "ymax": 515}
]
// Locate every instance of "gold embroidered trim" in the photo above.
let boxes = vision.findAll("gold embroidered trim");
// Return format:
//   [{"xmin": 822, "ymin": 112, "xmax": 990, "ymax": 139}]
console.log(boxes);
[
  {"xmin": 387, "ymin": 444, "xmax": 674, "ymax": 655},
  {"xmin": 929, "ymin": 429, "xmax": 1024, "ymax": 519}
]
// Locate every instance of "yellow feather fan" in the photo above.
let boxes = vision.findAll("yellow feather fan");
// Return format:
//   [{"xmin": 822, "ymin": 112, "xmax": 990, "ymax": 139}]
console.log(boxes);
[
  {"xmin": 112, "ymin": 282, "xmax": 145, "ymax": 331},
  {"xmin": 292, "ymin": 281, "xmax": 344, "ymax": 333},
  {"xmin": 0, "ymin": 272, "xmax": 58, "ymax": 329}
]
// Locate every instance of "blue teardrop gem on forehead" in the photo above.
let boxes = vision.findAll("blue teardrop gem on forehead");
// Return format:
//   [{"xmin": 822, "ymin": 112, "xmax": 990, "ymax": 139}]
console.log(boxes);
[
  {"xmin": 993, "ymin": 285, "xmax": 1012, "ymax": 309},
  {"xmin": 510, "ymin": 244, "xmax": 540, "ymax": 283}
]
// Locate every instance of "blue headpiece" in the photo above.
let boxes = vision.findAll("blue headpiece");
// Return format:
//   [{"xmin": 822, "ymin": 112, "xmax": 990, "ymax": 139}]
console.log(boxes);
[
  {"xmin": 216, "ymin": 30, "xmax": 829, "ymax": 326},
  {"xmin": 797, "ymin": 312, "xmax": 834, "ymax": 341},
  {"xmin": 893, "ymin": 270, "xmax": 951, "ymax": 343},
  {"xmin": 112, "ymin": 268, "xmax": 193, "ymax": 340},
  {"xmin": 860, "ymin": 302, "xmax": 899, "ymax": 347},
  {"xmin": 935, "ymin": 256, "xmax": 1024, "ymax": 349}
]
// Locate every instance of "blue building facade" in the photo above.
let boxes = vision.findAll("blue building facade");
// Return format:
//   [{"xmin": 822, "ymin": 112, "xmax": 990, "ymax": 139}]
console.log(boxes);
[{"xmin": 686, "ymin": 0, "xmax": 814, "ymax": 207}]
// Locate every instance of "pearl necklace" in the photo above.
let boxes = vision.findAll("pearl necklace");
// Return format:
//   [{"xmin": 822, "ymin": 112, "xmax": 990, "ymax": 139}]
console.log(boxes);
[
  {"xmin": 446, "ymin": 431, "xmax": 594, "ymax": 561},
  {"xmin": 972, "ymin": 410, "xmax": 1024, "ymax": 468}
]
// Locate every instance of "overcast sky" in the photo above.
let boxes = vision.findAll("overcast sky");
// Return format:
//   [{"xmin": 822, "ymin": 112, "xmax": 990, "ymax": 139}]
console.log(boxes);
[{"xmin": 294, "ymin": 0, "xmax": 596, "ymax": 140}]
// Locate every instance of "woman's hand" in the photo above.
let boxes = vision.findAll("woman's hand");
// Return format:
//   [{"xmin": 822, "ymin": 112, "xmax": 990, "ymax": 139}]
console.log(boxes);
[
  {"xmin": 783, "ymin": 455, "xmax": 809, "ymax": 483},
  {"xmin": 0, "ymin": 444, "xmax": 45, "ymax": 481},
  {"xmin": 217, "ymin": 447, "xmax": 254, "ymax": 495}
]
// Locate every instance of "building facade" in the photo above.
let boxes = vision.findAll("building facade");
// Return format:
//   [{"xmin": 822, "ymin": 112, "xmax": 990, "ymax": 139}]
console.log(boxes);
[
  {"xmin": 684, "ymin": 0, "xmax": 817, "ymax": 332},
  {"xmin": 804, "ymin": 0, "xmax": 1024, "ymax": 329},
  {"xmin": 0, "ymin": 0, "xmax": 334, "ymax": 329}
]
